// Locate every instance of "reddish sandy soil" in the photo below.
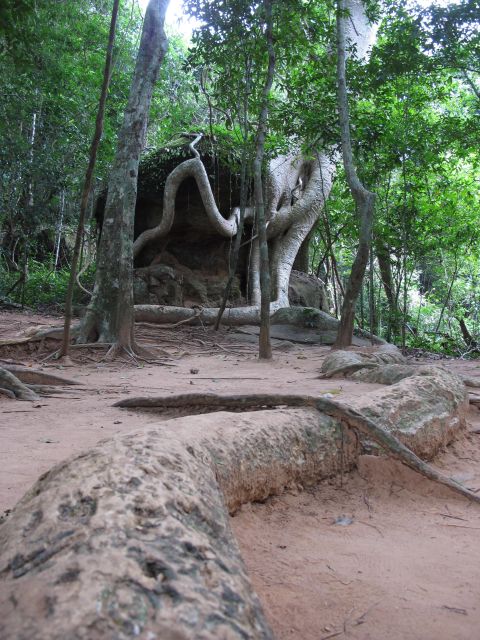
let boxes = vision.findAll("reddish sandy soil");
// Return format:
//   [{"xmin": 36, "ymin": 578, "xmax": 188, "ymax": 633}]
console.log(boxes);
[{"xmin": 1, "ymin": 310, "xmax": 480, "ymax": 639}]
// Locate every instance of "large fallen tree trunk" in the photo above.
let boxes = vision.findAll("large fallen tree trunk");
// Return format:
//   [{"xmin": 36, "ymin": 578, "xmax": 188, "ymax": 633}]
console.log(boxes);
[{"xmin": 0, "ymin": 364, "xmax": 474, "ymax": 638}]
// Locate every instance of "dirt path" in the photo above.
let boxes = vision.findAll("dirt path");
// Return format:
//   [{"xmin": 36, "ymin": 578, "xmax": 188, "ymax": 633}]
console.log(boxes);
[
  {"xmin": 0, "ymin": 310, "xmax": 382, "ymax": 511},
  {"xmin": 232, "ymin": 408, "xmax": 480, "ymax": 640},
  {"xmin": 1, "ymin": 310, "xmax": 480, "ymax": 639}
]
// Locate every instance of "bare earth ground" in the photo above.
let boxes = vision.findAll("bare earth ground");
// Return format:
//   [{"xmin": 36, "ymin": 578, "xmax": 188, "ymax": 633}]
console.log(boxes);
[{"xmin": 1, "ymin": 310, "xmax": 480, "ymax": 639}]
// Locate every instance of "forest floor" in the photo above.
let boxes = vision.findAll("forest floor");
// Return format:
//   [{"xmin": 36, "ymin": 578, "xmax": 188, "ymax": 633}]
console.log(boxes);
[{"xmin": 1, "ymin": 309, "xmax": 480, "ymax": 640}]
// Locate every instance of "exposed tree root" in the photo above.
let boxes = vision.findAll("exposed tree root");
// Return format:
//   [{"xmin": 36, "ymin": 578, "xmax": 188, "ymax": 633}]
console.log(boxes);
[
  {"xmin": 0, "ymin": 324, "xmax": 80, "ymax": 347},
  {"xmin": 0, "ymin": 324, "xmax": 172, "ymax": 366},
  {"xmin": 0, "ymin": 365, "xmax": 80, "ymax": 401},
  {"xmin": 1, "ymin": 365, "xmax": 79, "ymax": 386},
  {"xmin": 315, "ymin": 397, "xmax": 480, "ymax": 505},
  {"xmin": 100, "ymin": 341, "xmax": 171, "ymax": 365},
  {"xmin": 0, "ymin": 367, "xmax": 39, "ymax": 401},
  {"xmin": 462, "ymin": 376, "xmax": 480, "ymax": 388},
  {"xmin": 116, "ymin": 392, "xmax": 480, "ymax": 505},
  {"xmin": 0, "ymin": 387, "xmax": 16, "ymax": 399},
  {"xmin": 318, "ymin": 362, "xmax": 378, "ymax": 379},
  {"xmin": 114, "ymin": 392, "xmax": 317, "ymax": 411}
]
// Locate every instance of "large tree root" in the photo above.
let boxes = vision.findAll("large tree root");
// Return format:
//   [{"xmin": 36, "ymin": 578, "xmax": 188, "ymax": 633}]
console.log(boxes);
[
  {"xmin": 114, "ymin": 392, "xmax": 317, "ymax": 410},
  {"xmin": 2, "ymin": 365, "xmax": 79, "ymax": 386},
  {"xmin": 0, "ymin": 367, "xmax": 473, "ymax": 638},
  {"xmin": 116, "ymin": 392, "xmax": 479, "ymax": 505},
  {"xmin": 0, "ymin": 406, "xmax": 351, "ymax": 640},
  {"xmin": 0, "ymin": 365, "xmax": 79, "ymax": 401},
  {"xmin": 0, "ymin": 325, "xmax": 80, "ymax": 347},
  {"xmin": 0, "ymin": 367, "xmax": 38, "ymax": 401},
  {"xmin": 315, "ymin": 397, "xmax": 480, "ymax": 504}
]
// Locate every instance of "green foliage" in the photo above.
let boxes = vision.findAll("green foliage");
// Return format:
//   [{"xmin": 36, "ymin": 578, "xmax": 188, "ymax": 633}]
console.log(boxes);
[
  {"xmin": 0, "ymin": 0, "xmax": 143, "ymax": 267},
  {"xmin": 0, "ymin": 261, "xmax": 96, "ymax": 309},
  {"xmin": 1, "ymin": 0, "xmax": 479, "ymax": 359}
]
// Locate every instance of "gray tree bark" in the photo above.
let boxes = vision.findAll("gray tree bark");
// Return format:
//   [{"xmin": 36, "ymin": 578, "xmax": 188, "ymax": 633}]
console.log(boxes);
[
  {"xmin": 79, "ymin": 0, "xmax": 170, "ymax": 354},
  {"xmin": 334, "ymin": 0, "xmax": 376, "ymax": 348},
  {"xmin": 253, "ymin": 0, "xmax": 276, "ymax": 360},
  {"xmin": 60, "ymin": 0, "xmax": 120, "ymax": 358}
]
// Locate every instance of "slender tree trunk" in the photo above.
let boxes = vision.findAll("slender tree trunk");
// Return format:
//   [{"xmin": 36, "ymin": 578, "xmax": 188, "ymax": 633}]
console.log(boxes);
[
  {"xmin": 215, "ymin": 60, "xmax": 251, "ymax": 330},
  {"xmin": 368, "ymin": 248, "xmax": 376, "ymax": 340},
  {"xmin": 333, "ymin": 0, "xmax": 375, "ymax": 348},
  {"xmin": 434, "ymin": 255, "xmax": 458, "ymax": 335},
  {"xmin": 376, "ymin": 240, "xmax": 399, "ymax": 341},
  {"xmin": 214, "ymin": 156, "xmax": 249, "ymax": 330},
  {"xmin": 59, "ymin": 0, "xmax": 120, "ymax": 358},
  {"xmin": 79, "ymin": 0, "xmax": 170, "ymax": 352},
  {"xmin": 457, "ymin": 317, "xmax": 478, "ymax": 350},
  {"xmin": 54, "ymin": 189, "xmax": 65, "ymax": 269},
  {"xmin": 253, "ymin": 0, "xmax": 275, "ymax": 359}
]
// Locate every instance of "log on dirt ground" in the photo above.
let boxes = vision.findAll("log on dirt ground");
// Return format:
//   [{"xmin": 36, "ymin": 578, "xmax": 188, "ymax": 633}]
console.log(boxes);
[{"xmin": 0, "ymin": 359, "xmax": 473, "ymax": 639}]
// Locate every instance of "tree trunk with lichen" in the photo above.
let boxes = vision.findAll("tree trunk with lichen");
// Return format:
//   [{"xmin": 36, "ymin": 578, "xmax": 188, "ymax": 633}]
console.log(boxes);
[
  {"xmin": 60, "ymin": 0, "xmax": 120, "ymax": 358},
  {"xmin": 78, "ymin": 0, "xmax": 170, "ymax": 353},
  {"xmin": 334, "ymin": 0, "xmax": 375, "ymax": 348},
  {"xmin": 253, "ymin": 0, "xmax": 275, "ymax": 360}
]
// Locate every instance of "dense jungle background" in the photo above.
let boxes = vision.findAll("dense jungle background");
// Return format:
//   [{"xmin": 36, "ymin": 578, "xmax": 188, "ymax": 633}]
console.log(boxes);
[{"xmin": 0, "ymin": 0, "xmax": 479, "ymax": 356}]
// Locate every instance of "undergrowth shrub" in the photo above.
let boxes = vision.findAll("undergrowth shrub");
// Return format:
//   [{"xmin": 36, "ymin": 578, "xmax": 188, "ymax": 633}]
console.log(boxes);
[{"xmin": 0, "ymin": 260, "xmax": 95, "ymax": 310}]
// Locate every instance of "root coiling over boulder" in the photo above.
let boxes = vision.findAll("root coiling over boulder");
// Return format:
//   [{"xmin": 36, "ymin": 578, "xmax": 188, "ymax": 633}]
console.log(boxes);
[{"xmin": 319, "ymin": 348, "xmax": 469, "ymax": 459}]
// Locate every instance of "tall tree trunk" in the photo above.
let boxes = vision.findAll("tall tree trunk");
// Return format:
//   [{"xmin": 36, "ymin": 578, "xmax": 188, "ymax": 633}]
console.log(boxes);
[
  {"xmin": 59, "ymin": 0, "xmax": 120, "ymax": 358},
  {"xmin": 334, "ymin": 0, "xmax": 376, "ymax": 348},
  {"xmin": 253, "ymin": 0, "xmax": 276, "ymax": 360},
  {"xmin": 79, "ymin": 0, "xmax": 170, "ymax": 353},
  {"xmin": 54, "ymin": 189, "xmax": 65, "ymax": 269},
  {"xmin": 376, "ymin": 240, "xmax": 399, "ymax": 341},
  {"xmin": 215, "ymin": 60, "xmax": 251, "ymax": 330}
]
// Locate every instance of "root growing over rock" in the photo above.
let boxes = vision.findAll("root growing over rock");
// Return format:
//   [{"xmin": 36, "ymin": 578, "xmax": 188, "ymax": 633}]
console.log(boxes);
[
  {"xmin": 0, "ymin": 347, "xmax": 474, "ymax": 638},
  {"xmin": 116, "ymin": 392, "xmax": 479, "ymax": 505}
]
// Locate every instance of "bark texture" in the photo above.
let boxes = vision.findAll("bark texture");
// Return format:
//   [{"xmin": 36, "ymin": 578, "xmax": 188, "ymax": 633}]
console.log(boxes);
[
  {"xmin": 60, "ymin": 0, "xmax": 120, "ymax": 357},
  {"xmin": 0, "ymin": 408, "xmax": 351, "ymax": 640},
  {"xmin": 334, "ymin": 0, "xmax": 376, "ymax": 347},
  {"xmin": 79, "ymin": 0, "xmax": 170, "ymax": 348}
]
